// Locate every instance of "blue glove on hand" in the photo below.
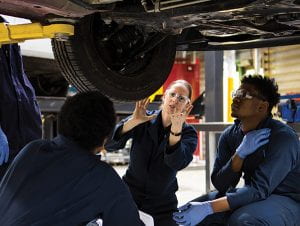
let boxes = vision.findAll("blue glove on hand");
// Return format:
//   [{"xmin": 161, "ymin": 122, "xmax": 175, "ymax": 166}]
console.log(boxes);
[
  {"xmin": 0, "ymin": 127, "xmax": 9, "ymax": 165},
  {"xmin": 236, "ymin": 128, "xmax": 271, "ymax": 159},
  {"xmin": 173, "ymin": 201, "xmax": 213, "ymax": 226}
]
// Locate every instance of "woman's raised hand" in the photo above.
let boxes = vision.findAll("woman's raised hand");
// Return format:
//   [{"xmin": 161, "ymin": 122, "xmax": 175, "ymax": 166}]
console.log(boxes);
[
  {"xmin": 170, "ymin": 103, "xmax": 193, "ymax": 133},
  {"xmin": 132, "ymin": 98, "xmax": 157, "ymax": 124}
]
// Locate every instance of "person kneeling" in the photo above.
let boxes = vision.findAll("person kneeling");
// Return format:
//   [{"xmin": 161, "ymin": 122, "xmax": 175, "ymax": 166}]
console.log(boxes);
[
  {"xmin": 173, "ymin": 75, "xmax": 300, "ymax": 226},
  {"xmin": 0, "ymin": 91, "xmax": 145, "ymax": 226}
]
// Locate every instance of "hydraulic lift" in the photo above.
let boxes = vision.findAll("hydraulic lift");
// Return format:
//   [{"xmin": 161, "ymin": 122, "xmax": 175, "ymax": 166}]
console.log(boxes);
[
  {"xmin": 0, "ymin": 21, "xmax": 74, "ymax": 45},
  {"xmin": 0, "ymin": 21, "xmax": 74, "ymax": 139}
]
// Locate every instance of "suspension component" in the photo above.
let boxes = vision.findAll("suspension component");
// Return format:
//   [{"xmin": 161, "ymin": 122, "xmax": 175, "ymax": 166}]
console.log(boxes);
[{"xmin": 141, "ymin": 0, "xmax": 212, "ymax": 12}]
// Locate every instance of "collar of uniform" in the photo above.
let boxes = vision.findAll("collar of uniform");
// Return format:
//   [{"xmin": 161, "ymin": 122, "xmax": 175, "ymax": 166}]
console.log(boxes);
[
  {"xmin": 255, "ymin": 114, "xmax": 273, "ymax": 130},
  {"xmin": 148, "ymin": 109, "xmax": 162, "ymax": 125},
  {"xmin": 234, "ymin": 115, "xmax": 273, "ymax": 132},
  {"xmin": 234, "ymin": 119, "xmax": 241, "ymax": 126},
  {"xmin": 53, "ymin": 134, "xmax": 85, "ymax": 152}
]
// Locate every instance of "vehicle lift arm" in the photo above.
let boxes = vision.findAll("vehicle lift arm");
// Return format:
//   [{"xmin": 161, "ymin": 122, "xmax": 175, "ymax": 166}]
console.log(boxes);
[{"xmin": 0, "ymin": 22, "xmax": 74, "ymax": 45}]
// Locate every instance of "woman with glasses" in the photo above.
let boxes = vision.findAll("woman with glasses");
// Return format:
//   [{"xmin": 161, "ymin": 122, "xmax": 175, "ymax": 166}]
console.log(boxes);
[{"xmin": 106, "ymin": 80, "xmax": 198, "ymax": 226}]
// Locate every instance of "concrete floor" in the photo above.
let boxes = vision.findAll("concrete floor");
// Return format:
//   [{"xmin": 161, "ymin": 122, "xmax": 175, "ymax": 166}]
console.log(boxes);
[{"xmin": 113, "ymin": 161, "xmax": 207, "ymax": 206}]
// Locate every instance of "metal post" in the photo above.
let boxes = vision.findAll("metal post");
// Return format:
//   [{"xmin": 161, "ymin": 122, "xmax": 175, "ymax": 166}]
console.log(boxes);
[
  {"xmin": 253, "ymin": 48, "xmax": 261, "ymax": 75},
  {"xmin": 204, "ymin": 51, "xmax": 224, "ymax": 192}
]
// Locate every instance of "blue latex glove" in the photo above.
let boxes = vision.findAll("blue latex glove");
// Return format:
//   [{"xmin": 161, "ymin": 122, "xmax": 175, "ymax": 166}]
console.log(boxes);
[
  {"xmin": 236, "ymin": 128, "xmax": 271, "ymax": 159},
  {"xmin": 173, "ymin": 201, "xmax": 213, "ymax": 226},
  {"xmin": 0, "ymin": 127, "xmax": 9, "ymax": 165}
]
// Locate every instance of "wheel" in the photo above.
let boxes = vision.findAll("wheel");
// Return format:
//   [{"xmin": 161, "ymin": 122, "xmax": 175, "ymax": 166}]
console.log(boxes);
[{"xmin": 51, "ymin": 14, "xmax": 176, "ymax": 101}]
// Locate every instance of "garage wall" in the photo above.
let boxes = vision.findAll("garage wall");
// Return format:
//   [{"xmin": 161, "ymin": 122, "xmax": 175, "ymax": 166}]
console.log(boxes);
[{"xmin": 263, "ymin": 45, "xmax": 300, "ymax": 94}]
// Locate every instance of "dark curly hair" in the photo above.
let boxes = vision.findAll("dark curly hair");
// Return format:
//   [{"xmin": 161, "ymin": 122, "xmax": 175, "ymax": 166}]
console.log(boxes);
[
  {"xmin": 241, "ymin": 75, "xmax": 280, "ymax": 112},
  {"xmin": 58, "ymin": 91, "xmax": 116, "ymax": 151}
]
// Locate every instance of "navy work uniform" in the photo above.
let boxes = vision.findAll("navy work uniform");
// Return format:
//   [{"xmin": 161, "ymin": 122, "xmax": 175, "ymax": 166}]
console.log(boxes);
[
  {"xmin": 0, "ymin": 40, "xmax": 42, "ymax": 178},
  {"xmin": 194, "ymin": 116, "xmax": 300, "ymax": 226},
  {"xmin": 0, "ymin": 135, "xmax": 144, "ymax": 226},
  {"xmin": 106, "ymin": 110, "xmax": 198, "ymax": 226}
]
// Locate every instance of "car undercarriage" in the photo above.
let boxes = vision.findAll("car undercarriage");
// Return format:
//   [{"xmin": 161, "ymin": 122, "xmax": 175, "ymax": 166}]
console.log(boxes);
[{"xmin": 1, "ymin": 0, "xmax": 300, "ymax": 100}]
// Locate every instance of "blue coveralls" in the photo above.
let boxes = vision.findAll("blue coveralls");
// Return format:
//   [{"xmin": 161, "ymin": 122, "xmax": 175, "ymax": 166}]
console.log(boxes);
[
  {"xmin": 0, "ymin": 40, "xmax": 42, "ymax": 177},
  {"xmin": 0, "ymin": 135, "xmax": 144, "ymax": 226},
  {"xmin": 194, "ymin": 116, "xmax": 300, "ymax": 226},
  {"xmin": 106, "ymin": 110, "xmax": 198, "ymax": 226}
]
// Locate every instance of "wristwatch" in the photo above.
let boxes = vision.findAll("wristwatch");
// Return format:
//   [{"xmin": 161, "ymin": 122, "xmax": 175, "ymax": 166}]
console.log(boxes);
[{"xmin": 170, "ymin": 130, "xmax": 182, "ymax": 136}]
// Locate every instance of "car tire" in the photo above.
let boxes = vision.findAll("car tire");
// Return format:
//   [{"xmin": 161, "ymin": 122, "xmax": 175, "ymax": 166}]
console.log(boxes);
[{"xmin": 51, "ymin": 14, "xmax": 176, "ymax": 101}]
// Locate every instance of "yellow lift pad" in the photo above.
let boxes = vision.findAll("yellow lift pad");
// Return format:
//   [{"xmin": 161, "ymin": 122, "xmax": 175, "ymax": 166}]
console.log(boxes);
[{"xmin": 0, "ymin": 22, "xmax": 74, "ymax": 45}]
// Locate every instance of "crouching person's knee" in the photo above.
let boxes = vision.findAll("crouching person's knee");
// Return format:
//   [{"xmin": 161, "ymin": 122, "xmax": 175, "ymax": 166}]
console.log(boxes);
[{"xmin": 228, "ymin": 212, "xmax": 268, "ymax": 226}]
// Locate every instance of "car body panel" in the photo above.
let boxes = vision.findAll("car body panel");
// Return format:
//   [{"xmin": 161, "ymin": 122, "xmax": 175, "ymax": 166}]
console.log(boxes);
[
  {"xmin": 0, "ymin": 0, "xmax": 94, "ymax": 22},
  {"xmin": 2, "ymin": 0, "xmax": 300, "ymax": 49}
]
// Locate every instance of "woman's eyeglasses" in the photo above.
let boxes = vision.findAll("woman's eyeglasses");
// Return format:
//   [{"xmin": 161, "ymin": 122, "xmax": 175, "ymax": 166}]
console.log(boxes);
[{"xmin": 168, "ymin": 92, "xmax": 190, "ymax": 103}]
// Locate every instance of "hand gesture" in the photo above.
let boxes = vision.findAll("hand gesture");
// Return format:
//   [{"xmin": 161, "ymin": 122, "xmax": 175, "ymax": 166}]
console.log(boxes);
[
  {"xmin": 0, "ymin": 127, "xmax": 9, "ymax": 165},
  {"xmin": 236, "ymin": 128, "xmax": 271, "ymax": 159},
  {"xmin": 173, "ymin": 201, "xmax": 213, "ymax": 226},
  {"xmin": 132, "ymin": 98, "xmax": 156, "ymax": 124},
  {"xmin": 170, "ymin": 103, "xmax": 193, "ymax": 132}
]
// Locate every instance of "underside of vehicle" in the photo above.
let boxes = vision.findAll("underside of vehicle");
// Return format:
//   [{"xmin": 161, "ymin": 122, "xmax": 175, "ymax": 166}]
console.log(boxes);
[{"xmin": 1, "ymin": 0, "xmax": 300, "ymax": 100}]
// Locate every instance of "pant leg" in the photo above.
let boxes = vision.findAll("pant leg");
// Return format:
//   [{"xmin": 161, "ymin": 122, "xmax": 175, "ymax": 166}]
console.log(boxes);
[
  {"xmin": 0, "ymin": 152, "xmax": 18, "ymax": 179},
  {"xmin": 189, "ymin": 191, "xmax": 231, "ymax": 226},
  {"xmin": 153, "ymin": 212, "xmax": 178, "ymax": 226},
  {"xmin": 228, "ymin": 194, "xmax": 300, "ymax": 226},
  {"xmin": 0, "ymin": 162, "xmax": 9, "ymax": 179},
  {"xmin": 142, "ymin": 198, "xmax": 178, "ymax": 226}
]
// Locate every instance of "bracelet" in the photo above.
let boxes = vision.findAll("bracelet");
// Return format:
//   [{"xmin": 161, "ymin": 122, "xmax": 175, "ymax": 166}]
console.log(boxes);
[{"xmin": 170, "ymin": 130, "xmax": 182, "ymax": 136}]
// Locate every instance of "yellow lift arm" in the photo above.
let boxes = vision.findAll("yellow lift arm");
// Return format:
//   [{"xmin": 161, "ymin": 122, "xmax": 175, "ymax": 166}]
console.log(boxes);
[{"xmin": 0, "ymin": 22, "xmax": 74, "ymax": 45}]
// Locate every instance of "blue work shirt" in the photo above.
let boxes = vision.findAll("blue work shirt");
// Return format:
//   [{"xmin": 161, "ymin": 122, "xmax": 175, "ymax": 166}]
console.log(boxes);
[
  {"xmin": 106, "ymin": 110, "xmax": 198, "ymax": 215},
  {"xmin": 211, "ymin": 116, "xmax": 300, "ymax": 209},
  {"xmin": 0, "ymin": 135, "xmax": 144, "ymax": 226},
  {"xmin": 0, "ymin": 43, "xmax": 42, "ymax": 157}
]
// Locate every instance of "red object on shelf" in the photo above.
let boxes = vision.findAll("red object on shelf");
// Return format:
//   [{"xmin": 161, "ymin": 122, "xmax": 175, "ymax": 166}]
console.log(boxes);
[{"xmin": 163, "ymin": 60, "xmax": 201, "ymax": 102}]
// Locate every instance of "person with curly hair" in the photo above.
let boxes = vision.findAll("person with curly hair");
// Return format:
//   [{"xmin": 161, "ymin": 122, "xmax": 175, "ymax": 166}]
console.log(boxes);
[
  {"xmin": 106, "ymin": 80, "xmax": 198, "ymax": 226},
  {"xmin": 173, "ymin": 75, "xmax": 300, "ymax": 226},
  {"xmin": 0, "ymin": 91, "xmax": 145, "ymax": 226}
]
